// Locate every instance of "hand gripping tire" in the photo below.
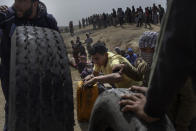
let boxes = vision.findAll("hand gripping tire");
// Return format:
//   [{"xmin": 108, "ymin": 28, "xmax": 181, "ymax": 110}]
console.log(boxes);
[
  {"xmin": 88, "ymin": 88, "xmax": 175, "ymax": 131},
  {"xmin": 8, "ymin": 26, "xmax": 74, "ymax": 131}
]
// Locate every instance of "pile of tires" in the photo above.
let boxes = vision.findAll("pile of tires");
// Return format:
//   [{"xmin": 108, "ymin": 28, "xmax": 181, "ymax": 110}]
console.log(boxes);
[{"xmin": 8, "ymin": 26, "xmax": 74, "ymax": 131}]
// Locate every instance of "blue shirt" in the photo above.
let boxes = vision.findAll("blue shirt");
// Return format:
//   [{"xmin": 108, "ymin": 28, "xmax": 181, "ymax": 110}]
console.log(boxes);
[{"xmin": 126, "ymin": 54, "xmax": 137, "ymax": 65}]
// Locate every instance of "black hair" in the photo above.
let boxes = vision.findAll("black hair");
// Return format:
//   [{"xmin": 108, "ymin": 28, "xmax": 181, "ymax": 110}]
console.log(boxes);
[{"xmin": 89, "ymin": 41, "xmax": 108, "ymax": 56}]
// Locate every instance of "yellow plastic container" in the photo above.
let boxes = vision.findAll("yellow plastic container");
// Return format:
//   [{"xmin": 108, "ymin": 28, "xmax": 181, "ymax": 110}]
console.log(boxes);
[{"xmin": 77, "ymin": 81, "xmax": 99, "ymax": 122}]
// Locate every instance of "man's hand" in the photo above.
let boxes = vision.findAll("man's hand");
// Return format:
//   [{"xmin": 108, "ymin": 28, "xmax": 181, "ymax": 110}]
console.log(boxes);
[
  {"xmin": 0, "ymin": 5, "xmax": 8, "ymax": 13},
  {"xmin": 112, "ymin": 64, "xmax": 125, "ymax": 74},
  {"xmin": 119, "ymin": 92, "xmax": 159, "ymax": 123},
  {"xmin": 83, "ymin": 77, "xmax": 96, "ymax": 87},
  {"xmin": 83, "ymin": 74, "xmax": 93, "ymax": 82}
]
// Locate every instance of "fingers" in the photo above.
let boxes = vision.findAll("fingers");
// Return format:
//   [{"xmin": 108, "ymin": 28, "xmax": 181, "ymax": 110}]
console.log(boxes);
[
  {"xmin": 121, "ymin": 105, "xmax": 136, "ymax": 112},
  {"xmin": 134, "ymin": 93, "xmax": 145, "ymax": 99},
  {"xmin": 120, "ymin": 94, "xmax": 138, "ymax": 112},
  {"xmin": 119, "ymin": 94, "xmax": 145, "ymax": 113},
  {"xmin": 121, "ymin": 94, "xmax": 139, "ymax": 101},
  {"xmin": 82, "ymin": 79, "xmax": 94, "ymax": 88},
  {"xmin": 119, "ymin": 99, "xmax": 135, "ymax": 106},
  {"xmin": 130, "ymin": 86, "xmax": 148, "ymax": 93}
]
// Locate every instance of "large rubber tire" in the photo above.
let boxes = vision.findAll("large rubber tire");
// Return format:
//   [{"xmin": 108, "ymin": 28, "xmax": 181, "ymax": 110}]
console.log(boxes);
[
  {"xmin": 8, "ymin": 26, "xmax": 74, "ymax": 131},
  {"xmin": 88, "ymin": 88, "xmax": 175, "ymax": 131}
]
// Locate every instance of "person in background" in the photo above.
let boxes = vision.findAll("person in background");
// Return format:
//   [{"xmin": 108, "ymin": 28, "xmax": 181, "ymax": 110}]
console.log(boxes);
[
  {"xmin": 158, "ymin": 4, "xmax": 165, "ymax": 23},
  {"xmin": 114, "ymin": 47, "xmax": 122, "ymax": 55},
  {"xmin": 71, "ymin": 40, "xmax": 80, "ymax": 65},
  {"xmin": 139, "ymin": 31, "xmax": 159, "ymax": 86},
  {"xmin": 126, "ymin": 48, "xmax": 137, "ymax": 65},
  {"xmin": 82, "ymin": 18, "xmax": 86, "ymax": 28},
  {"xmin": 145, "ymin": 7, "xmax": 152, "ymax": 29},
  {"xmin": 112, "ymin": 8, "xmax": 117, "ymax": 26},
  {"xmin": 69, "ymin": 21, "xmax": 74, "ymax": 36},
  {"xmin": 79, "ymin": 20, "xmax": 82, "ymax": 29},
  {"xmin": 120, "ymin": 50, "xmax": 128, "ymax": 58},
  {"xmin": 132, "ymin": 6, "xmax": 136, "ymax": 23},
  {"xmin": 80, "ymin": 62, "xmax": 93, "ymax": 79},
  {"xmin": 152, "ymin": 4, "xmax": 158, "ymax": 24},
  {"xmin": 125, "ymin": 7, "xmax": 132, "ymax": 23},
  {"xmin": 78, "ymin": 55, "xmax": 87, "ymax": 74},
  {"xmin": 114, "ymin": 47, "xmax": 128, "ymax": 58},
  {"xmin": 76, "ymin": 36, "xmax": 81, "ymax": 44},
  {"xmin": 85, "ymin": 33, "xmax": 93, "ymax": 57},
  {"xmin": 117, "ymin": 8, "xmax": 124, "ymax": 26},
  {"xmin": 83, "ymin": 42, "xmax": 142, "ymax": 88}
]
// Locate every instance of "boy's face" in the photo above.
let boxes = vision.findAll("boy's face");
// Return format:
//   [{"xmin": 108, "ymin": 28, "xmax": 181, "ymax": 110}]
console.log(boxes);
[{"xmin": 92, "ymin": 53, "xmax": 107, "ymax": 66}]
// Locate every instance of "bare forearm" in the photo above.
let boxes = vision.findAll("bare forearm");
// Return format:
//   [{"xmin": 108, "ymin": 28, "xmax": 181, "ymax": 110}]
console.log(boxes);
[{"xmin": 94, "ymin": 73, "xmax": 122, "ymax": 84}]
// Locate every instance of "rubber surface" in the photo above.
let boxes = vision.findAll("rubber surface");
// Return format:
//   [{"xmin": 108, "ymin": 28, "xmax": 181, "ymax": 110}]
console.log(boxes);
[
  {"xmin": 8, "ymin": 26, "xmax": 74, "ymax": 131},
  {"xmin": 88, "ymin": 88, "xmax": 175, "ymax": 131}
]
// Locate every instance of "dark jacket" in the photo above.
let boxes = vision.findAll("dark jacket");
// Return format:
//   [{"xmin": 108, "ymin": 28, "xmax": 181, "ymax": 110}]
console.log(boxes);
[
  {"xmin": 0, "ymin": 2, "xmax": 58, "ymax": 101},
  {"xmin": 144, "ymin": 0, "xmax": 196, "ymax": 118}
]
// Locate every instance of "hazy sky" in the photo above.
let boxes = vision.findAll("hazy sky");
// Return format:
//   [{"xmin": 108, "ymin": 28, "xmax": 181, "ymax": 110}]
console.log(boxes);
[{"xmin": 1, "ymin": 0, "xmax": 166, "ymax": 26}]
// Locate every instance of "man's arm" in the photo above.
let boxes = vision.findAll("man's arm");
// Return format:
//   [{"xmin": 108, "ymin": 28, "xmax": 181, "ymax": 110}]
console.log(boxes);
[
  {"xmin": 83, "ymin": 72, "xmax": 123, "ymax": 87},
  {"xmin": 94, "ymin": 73, "xmax": 122, "ymax": 84},
  {"xmin": 112, "ymin": 62, "xmax": 145, "ymax": 81},
  {"xmin": 144, "ymin": 0, "xmax": 196, "ymax": 118},
  {"xmin": 83, "ymin": 71, "xmax": 99, "ymax": 82}
]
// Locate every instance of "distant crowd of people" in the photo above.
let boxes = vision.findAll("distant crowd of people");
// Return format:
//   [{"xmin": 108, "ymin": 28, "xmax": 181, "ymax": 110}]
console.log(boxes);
[{"xmin": 69, "ymin": 4, "xmax": 165, "ymax": 35}]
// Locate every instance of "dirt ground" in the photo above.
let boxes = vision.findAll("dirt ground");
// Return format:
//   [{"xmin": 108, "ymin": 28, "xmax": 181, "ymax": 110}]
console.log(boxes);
[
  {"xmin": 0, "ymin": 24, "xmax": 160, "ymax": 131},
  {"xmin": 0, "ymin": 81, "xmax": 5, "ymax": 131}
]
